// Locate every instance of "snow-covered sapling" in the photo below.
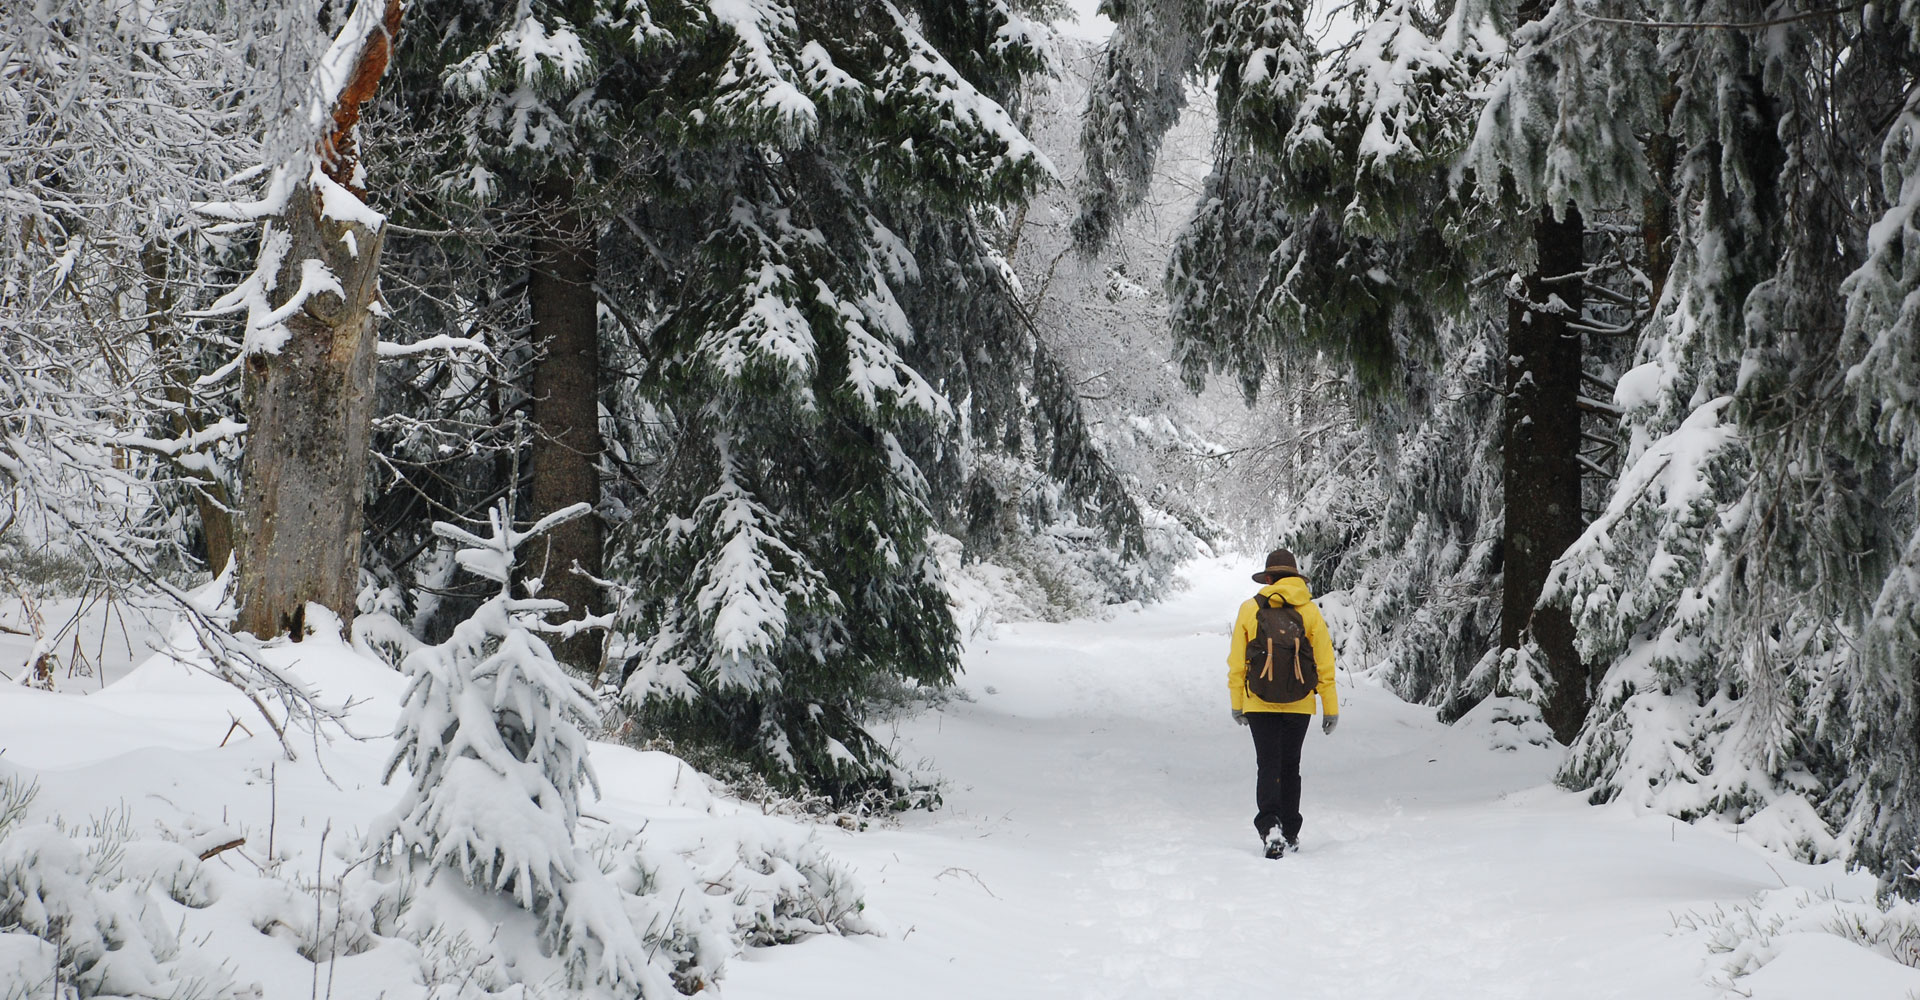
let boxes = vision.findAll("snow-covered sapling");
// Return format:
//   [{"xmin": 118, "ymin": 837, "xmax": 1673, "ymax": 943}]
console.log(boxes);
[{"xmin": 376, "ymin": 501, "xmax": 661, "ymax": 993}]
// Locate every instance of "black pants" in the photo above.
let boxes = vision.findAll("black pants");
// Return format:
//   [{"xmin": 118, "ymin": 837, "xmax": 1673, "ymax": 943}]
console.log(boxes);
[{"xmin": 1248, "ymin": 712, "xmax": 1311, "ymax": 841}]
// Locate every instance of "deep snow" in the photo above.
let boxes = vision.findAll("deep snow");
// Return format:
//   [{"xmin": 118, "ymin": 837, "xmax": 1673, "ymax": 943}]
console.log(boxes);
[{"xmin": 4, "ymin": 557, "xmax": 1917, "ymax": 999}]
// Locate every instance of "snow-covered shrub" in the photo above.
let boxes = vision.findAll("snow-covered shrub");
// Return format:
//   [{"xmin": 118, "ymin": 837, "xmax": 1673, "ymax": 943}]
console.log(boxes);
[
  {"xmin": 376, "ymin": 502, "xmax": 665, "ymax": 996},
  {"xmin": 1452, "ymin": 695, "xmax": 1555, "ymax": 752},
  {"xmin": 368, "ymin": 799, "xmax": 873, "ymax": 996},
  {"xmin": 1679, "ymin": 885, "xmax": 1920, "ymax": 992},
  {"xmin": 0, "ymin": 774, "xmax": 30, "ymax": 834},
  {"xmin": 585, "ymin": 818, "xmax": 873, "ymax": 991},
  {"xmin": 404, "ymin": 924, "xmax": 524, "ymax": 1000},
  {"xmin": 0, "ymin": 771, "xmax": 243, "ymax": 1000}
]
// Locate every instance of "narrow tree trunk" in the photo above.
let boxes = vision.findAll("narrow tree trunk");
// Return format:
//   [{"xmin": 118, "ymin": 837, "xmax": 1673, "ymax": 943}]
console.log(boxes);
[
  {"xmin": 1641, "ymin": 85, "xmax": 1680, "ymax": 310},
  {"xmin": 233, "ymin": 0, "xmax": 400, "ymax": 639},
  {"xmin": 1503, "ymin": 203, "xmax": 1588, "ymax": 744},
  {"xmin": 234, "ymin": 193, "xmax": 385, "ymax": 638},
  {"xmin": 525, "ymin": 175, "xmax": 605, "ymax": 675}
]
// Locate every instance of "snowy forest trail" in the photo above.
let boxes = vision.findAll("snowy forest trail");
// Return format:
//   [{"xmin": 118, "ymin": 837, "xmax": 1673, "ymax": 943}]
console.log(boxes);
[{"xmin": 722, "ymin": 559, "xmax": 1841, "ymax": 1000}]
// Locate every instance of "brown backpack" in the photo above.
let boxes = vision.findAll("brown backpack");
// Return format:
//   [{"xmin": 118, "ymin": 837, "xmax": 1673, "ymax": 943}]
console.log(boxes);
[{"xmin": 1245, "ymin": 593, "xmax": 1317, "ymax": 703}]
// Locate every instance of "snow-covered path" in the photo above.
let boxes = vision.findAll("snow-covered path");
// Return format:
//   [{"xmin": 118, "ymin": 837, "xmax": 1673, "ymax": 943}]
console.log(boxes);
[{"xmin": 722, "ymin": 560, "xmax": 1853, "ymax": 999}]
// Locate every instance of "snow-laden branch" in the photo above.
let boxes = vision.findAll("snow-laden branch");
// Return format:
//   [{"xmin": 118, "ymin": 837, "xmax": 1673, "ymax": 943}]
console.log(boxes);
[
  {"xmin": 432, "ymin": 502, "xmax": 592, "ymax": 587},
  {"xmin": 104, "ymin": 418, "xmax": 248, "ymax": 458},
  {"xmin": 375, "ymin": 335, "xmax": 493, "ymax": 359},
  {"xmin": 194, "ymin": 231, "xmax": 350, "ymax": 355}
]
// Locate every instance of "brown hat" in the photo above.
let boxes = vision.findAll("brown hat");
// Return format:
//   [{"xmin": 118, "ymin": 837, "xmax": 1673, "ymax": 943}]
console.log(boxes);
[{"xmin": 1252, "ymin": 548, "xmax": 1305, "ymax": 584}]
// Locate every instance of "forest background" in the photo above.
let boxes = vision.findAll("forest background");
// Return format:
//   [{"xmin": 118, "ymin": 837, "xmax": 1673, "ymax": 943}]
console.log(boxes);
[{"xmin": 3, "ymin": 0, "xmax": 1920, "ymax": 968}]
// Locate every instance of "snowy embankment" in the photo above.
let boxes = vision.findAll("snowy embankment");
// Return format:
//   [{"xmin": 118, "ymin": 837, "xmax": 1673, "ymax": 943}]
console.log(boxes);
[
  {"xmin": 0, "ymin": 617, "xmax": 866, "ymax": 998},
  {"xmin": 6, "ymin": 558, "xmax": 1920, "ymax": 999}
]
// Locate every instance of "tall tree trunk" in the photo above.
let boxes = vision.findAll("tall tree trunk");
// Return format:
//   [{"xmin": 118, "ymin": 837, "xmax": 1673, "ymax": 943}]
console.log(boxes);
[
  {"xmin": 524, "ymin": 175, "xmax": 605, "ymax": 675},
  {"xmin": 1503, "ymin": 203, "xmax": 1588, "ymax": 744},
  {"xmin": 234, "ymin": 0, "xmax": 400, "ymax": 639}
]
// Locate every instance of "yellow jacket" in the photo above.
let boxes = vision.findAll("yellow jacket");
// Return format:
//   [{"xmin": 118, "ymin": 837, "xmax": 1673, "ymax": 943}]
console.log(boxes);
[{"xmin": 1228, "ymin": 577, "xmax": 1338, "ymax": 715}]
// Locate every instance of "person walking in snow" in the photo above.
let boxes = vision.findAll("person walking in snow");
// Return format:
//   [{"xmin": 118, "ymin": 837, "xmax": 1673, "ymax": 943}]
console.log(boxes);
[{"xmin": 1229, "ymin": 548, "xmax": 1339, "ymax": 859}]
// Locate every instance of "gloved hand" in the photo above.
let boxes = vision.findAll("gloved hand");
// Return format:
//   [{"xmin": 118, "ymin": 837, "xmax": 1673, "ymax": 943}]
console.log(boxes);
[
  {"xmin": 1233, "ymin": 709, "xmax": 1248, "ymax": 726},
  {"xmin": 1322, "ymin": 714, "xmax": 1339, "ymax": 735}
]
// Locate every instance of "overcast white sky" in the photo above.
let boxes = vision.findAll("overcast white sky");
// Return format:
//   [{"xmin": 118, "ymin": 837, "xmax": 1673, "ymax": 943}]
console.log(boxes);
[
  {"xmin": 1057, "ymin": 0, "xmax": 1117, "ymax": 41},
  {"xmin": 1050, "ymin": 1, "xmax": 1360, "ymax": 49}
]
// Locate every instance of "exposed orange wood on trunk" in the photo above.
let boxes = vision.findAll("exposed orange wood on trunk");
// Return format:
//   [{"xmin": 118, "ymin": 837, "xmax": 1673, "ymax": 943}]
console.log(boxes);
[{"xmin": 319, "ymin": 0, "xmax": 405, "ymax": 199}]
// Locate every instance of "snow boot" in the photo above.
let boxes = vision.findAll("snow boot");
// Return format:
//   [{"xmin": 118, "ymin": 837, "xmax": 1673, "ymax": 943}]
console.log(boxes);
[{"xmin": 1262, "ymin": 829, "xmax": 1287, "ymax": 860}]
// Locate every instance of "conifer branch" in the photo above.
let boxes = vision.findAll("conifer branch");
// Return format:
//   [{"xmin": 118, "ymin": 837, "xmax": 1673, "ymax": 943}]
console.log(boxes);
[{"xmin": 1578, "ymin": 4, "xmax": 1862, "ymax": 31}]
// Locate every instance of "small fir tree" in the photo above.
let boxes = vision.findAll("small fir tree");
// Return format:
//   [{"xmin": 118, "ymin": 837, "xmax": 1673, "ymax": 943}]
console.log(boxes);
[{"xmin": 378, "ymin": 500, "xmax": 663, "ymax": 994}]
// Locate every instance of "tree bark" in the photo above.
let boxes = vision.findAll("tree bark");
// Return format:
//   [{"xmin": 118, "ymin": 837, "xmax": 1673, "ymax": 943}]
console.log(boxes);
[
  {"xmin": 233, "ymin": 0, "xmax": 400, "ymax": 639},
  {"xmin": 1642, "ymin": 85, "xmax": 1680, "ymax": 311},
  {"xmin": 234, "ymin": 192, "xmax": 384, "ymax": 638},
  {"xmin": 1503, "ymin": 203, "xmax": 1588, "ymax": 744},
  {"xmin": 525, "ymin": 175, "xmax": 606, "ymax": 675}
]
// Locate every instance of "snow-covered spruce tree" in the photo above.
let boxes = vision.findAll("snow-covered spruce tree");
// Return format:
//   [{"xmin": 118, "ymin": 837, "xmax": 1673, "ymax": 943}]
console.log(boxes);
[
  {"xmin": 1841, "ymin": 12, "xmax": 1920, "ymax": 881},
  {"xmin": 366, "ymin": 0, "xmax": 694, "ymax": 671},
  {"xmin": 377, "ymin": 501, "xmax": 670, "ymax": 994},
  {"xmin": 1480, "ymin": 4, "xmax": 1920, "ymax": 876},
  {"xmin": 604, "ymin": 1, "xmax": 1056, "ymax": 798},
  {"xmin": 891, "ymin": 11, "xmax": 1202, "ymax": 618},
  {"xmin": 1701, "ymin": 11, "xmax": 1918, "ymax": 876}
]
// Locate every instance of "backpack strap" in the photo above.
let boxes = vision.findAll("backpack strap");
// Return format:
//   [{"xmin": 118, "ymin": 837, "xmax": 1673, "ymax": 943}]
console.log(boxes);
[{"xmin": 1254, "ymin": 593, "xmax": 1272, "ymax": 609}]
